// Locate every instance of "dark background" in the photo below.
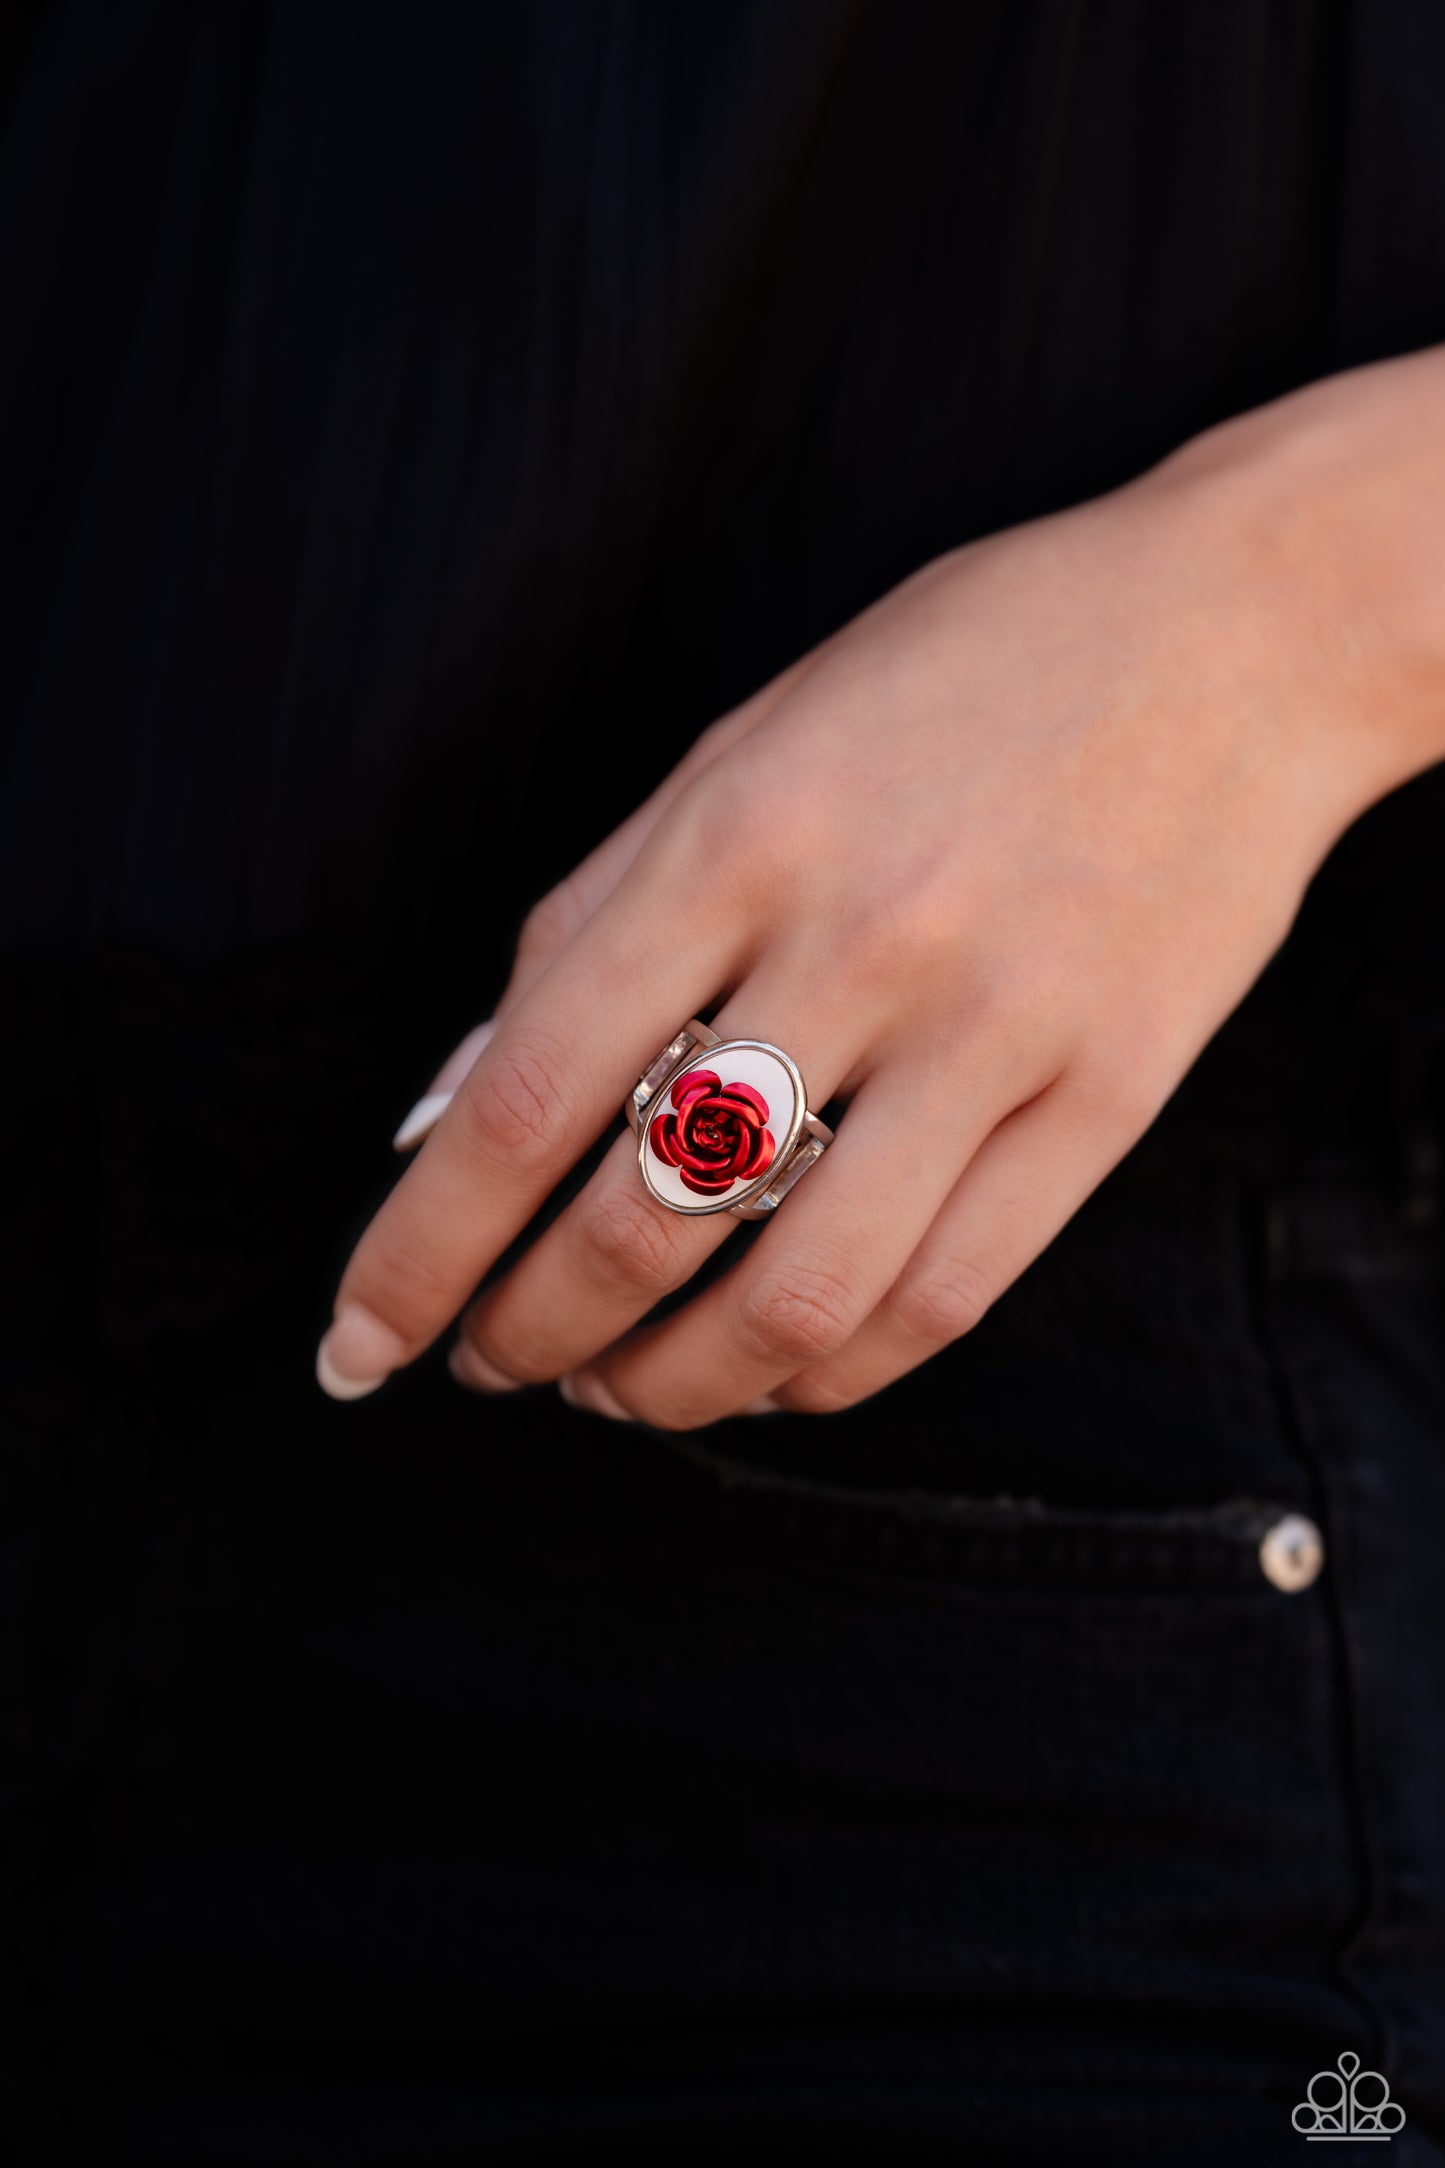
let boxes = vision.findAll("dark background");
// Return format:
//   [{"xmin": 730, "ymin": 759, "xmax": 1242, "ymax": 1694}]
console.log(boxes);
[{"xmin": 4, "ymin": 5, "xmax": 1445, "ymax": 2158}]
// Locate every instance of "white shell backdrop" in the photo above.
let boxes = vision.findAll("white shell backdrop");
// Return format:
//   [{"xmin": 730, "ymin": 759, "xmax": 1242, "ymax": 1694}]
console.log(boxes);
[{"xmin": 640, "ymin": 1045, "xmax": 799, "ymax": 1211}]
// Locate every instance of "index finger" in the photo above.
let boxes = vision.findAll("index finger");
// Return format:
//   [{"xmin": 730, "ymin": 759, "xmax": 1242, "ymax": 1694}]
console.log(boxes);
[{"xmin": 315, "ymin": 832, "xmax": 739, "ymax": 1398}]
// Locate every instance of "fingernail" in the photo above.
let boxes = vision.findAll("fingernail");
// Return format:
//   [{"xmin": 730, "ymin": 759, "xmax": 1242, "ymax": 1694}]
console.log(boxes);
[
  {"xmin": 558, "ymin": 1371, "xmax": 636, "ymax": 1423},
  {"xmin": 392, "ymin": 1092, "xmax": 453, "ymax": 1152},
  {"xmin": 743, "ymin": 1395, "xmax": 782, "ymax": 1415},
  {"xmin": 315, "ymin": 1303, "xmax": 402, "ymax": 1401},
  {"xmin": 447, "ymin": 1339, "xmax": 521, "ymax": 1394},
  {"xmin": 435, "ymin": 1017, "xmax": 498, "ymax": 1090},
  {"xmin": 393, "ymin": 1020, "xmax": 499, "ymax": 1150}
]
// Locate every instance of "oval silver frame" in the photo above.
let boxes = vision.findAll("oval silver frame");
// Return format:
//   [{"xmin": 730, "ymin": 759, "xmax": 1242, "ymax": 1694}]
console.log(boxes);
[{"xmin": 636, "ymin": 1037, "xmax": 809, "ymax": 1218}]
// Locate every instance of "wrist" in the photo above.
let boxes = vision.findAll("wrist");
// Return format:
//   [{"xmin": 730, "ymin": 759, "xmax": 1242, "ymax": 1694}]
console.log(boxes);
[{"xmin": 1137, "ymin": 348, "xmax": 1445, "ymax": 827}]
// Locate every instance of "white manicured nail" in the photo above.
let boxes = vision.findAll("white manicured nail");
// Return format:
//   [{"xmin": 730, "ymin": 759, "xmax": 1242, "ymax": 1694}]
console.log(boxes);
[
  {"xmin": 558, "ymin": 1372, "xmax": 636, "ymax": 1423},
  {"xmin": 315, "ymin": 1304, "xmax": 401, "ymax": 1400},
  {"xmin": 447, "ymin": 1339, "xmax": 521, "ymax": 1394},
  {"xmin": 392, "ymin": 1019, "xmax": 498, "ymax": 1150},
  {"xmin": 392, "ymin": 1091, "xmax": 453, "ymax": 1152},
  {"xmin": 316, "ymin": 1342, "xmax": 385, "ymax": 1400},
  {"xmin": 436, "ymin": 1017, "xmax": 498, "ymax": 1088}
]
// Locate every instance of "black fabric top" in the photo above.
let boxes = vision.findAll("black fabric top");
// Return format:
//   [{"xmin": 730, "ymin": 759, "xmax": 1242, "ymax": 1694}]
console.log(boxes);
[{"xmin": 2, "ymin": 1, "xmax": 1445, "ymax": 1238}]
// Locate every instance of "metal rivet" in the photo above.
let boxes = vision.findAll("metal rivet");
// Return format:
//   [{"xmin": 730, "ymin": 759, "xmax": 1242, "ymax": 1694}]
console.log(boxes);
[{"xmin": 1259, "ymin": 1513, "xmax": 1325, "ymax": 1593}]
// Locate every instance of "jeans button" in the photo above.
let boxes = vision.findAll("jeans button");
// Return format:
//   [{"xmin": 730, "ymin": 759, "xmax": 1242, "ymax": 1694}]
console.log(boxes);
[{"xmin": 1259, "ymin": 1513, "xmax": 1325, "ymax": 1592}]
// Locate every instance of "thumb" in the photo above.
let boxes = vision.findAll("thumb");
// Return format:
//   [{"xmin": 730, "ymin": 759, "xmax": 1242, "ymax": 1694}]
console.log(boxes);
[{"xmin": 391, "ymin": 650, "xmax": 822, "ymax": 1152}]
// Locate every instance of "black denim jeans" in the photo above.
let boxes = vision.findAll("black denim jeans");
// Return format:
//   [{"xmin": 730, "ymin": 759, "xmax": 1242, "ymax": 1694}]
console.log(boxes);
[{"xmin": 6, "ymin": 957, "xmax": 1445, "ymax": 2165}]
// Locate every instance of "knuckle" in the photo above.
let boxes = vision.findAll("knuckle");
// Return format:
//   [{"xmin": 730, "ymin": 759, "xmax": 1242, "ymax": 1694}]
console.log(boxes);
[
  {"xmin": 1067, "ymin": 1050, "xmax": 1170, "ymax": 1141},
  {"xmin": 823, "ymin": 857, "xmax": 969, "ymax": 1003},
  {"xmin": 686, "ymin": 751, "xmax": 759, "ymax": 849},
  {"xmin": 736, "ymin": 1261, "xmax": 859, "ymax": 1367},
  {"xmin": 955, "ymin": 951, "xmax": 1030, "ymax": 1038},
  {"xmin": 690, "ymin": 705, "xmax": 748, "ymax": 759},
  {"xmin": 887, "ymin": 1255, "xmax": 993, "ymax": 1347},
  {"xmin": 516, "ymin": 877, "xmax": 584, "ymax": 962},
  {"xmin": 573, "ymin": 1181, "xmax": 687, "ymax": 1297},
  {"xmin": 666, "ymin": 755, "xmax": 786, "ymax": 901},
  {"xmin": 460, "ymin": 1034, "xmax": 570, "ymax": 1171}
]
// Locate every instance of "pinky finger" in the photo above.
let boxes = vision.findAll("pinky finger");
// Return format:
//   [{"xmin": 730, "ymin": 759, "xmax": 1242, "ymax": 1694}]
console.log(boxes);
[{"xmin": 768, "ymin": 1073, "xmax": 1152, "ymax": 1416}]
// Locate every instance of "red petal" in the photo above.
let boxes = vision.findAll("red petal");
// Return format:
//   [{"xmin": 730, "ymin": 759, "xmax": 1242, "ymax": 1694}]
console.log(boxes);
[
  {"xmin": 721, "ymin": 1129, "xmax": 754, "ymax": 1174},
  {"xmin": 680, "ymin": 1109, "xmax": 735, "ymax": 1154},
  {"xmin": 680, "ymin": 1163, "xmax": 738, "ymax": 1195},
  {"xmin": 695, "ymin": 1092, "xmax": 759, "ymax": 1134},
  {"xmin": 670, "ymin": 1068, "xmax": 720, "ymax": 1112},
  {"xmin": 721, "ymin": 1081, "xmax": 770, "ymax": 1122},
  {"xmin": 675, "ymin": 1125, "xmax": 728, "ymax": 1170},
  {"xmin": 688, "ymin": 1095, "xmax": 736, "ymax": 1124},
  {"xmin": 649, "ymin": 1114, "xmax": 682, "ymax": 1166},
  {"xmin": 739, "ymin": 1127, "xmax": 776, "ymax": 1179}
]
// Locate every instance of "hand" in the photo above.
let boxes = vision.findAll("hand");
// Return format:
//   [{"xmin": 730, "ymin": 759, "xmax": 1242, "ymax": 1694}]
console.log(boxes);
[{"xmin": 316, "ymin": 362, "xmax": 1443, "ymax": 1425}]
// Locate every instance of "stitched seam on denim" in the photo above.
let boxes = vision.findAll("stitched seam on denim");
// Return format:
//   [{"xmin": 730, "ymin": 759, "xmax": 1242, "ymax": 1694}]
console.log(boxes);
[{"xmin": 648, "ymin": 1433, "xmax": 1295, "ymax": 1591}]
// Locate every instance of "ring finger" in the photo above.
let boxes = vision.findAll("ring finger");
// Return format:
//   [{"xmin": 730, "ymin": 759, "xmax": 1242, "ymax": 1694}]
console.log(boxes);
[
  {"xmin": 554, "ymin": 1037, "xmax": 1051, "ymax": 1430},
  {"xmin": 448, "ymin": 961, "xmax": 877, "ymax": 1392},
  {"xmin": 458, "ymin": 987, "xmax": 1057, "ymax": 1425}
]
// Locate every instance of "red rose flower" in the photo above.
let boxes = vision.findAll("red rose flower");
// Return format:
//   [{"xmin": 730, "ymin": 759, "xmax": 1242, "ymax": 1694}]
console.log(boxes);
[{"xmin": 648, "ymin": 1068, "xmax": 776, "ymax": 1196}]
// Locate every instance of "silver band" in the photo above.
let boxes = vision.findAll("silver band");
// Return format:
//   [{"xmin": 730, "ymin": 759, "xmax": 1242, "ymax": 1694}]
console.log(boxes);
[{"xmin": 626, "ymin": 1018, "xmax": 833, "ymax": 1221}]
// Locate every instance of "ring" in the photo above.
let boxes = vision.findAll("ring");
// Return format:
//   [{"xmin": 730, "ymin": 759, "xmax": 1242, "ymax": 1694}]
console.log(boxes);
[{"xmin": 624, "ymin": 1020, "xmax": 834, "ymax": 1220}]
